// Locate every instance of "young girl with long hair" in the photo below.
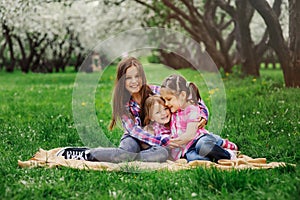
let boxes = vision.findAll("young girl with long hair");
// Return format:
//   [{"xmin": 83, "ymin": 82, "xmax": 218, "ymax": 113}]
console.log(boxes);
[{"xmin": 57, "ymin": 57, "xmax": 168, "ymax": 162}]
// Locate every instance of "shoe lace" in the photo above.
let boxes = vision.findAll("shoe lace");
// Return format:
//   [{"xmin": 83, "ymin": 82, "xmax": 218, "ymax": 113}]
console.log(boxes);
[{"xmin": 66, "ymin": 150, "xmax": 86, "ymax": 160}]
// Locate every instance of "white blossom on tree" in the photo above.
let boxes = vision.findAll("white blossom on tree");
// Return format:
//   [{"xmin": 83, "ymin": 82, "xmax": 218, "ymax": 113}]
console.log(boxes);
[{"xmin": 0, "ymin": 0, "xmax": 147, "ymax": 72}]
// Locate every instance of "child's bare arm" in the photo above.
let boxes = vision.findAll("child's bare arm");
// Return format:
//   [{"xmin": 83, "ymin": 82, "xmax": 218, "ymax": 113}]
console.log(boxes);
[{"xmin": 169, "ymin": 122, "xmax": 198, "ymax": 146}]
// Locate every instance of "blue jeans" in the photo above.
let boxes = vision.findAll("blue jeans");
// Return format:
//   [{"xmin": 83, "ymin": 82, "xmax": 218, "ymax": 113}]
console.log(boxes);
[
  {"xmin": 89, "ymin": 135, "xmax": 169, "ymax": 163},
  {"xmin": 185, "ymin": 133, "xmax": 230, "ymax": 162}
]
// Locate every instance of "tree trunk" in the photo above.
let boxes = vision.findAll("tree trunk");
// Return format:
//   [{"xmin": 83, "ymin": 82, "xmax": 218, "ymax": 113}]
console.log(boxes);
[
  {"xmin": 0, "ymin": 40, "xmax": 7, "ymax": 70},
  {"xmin": 288, "ymin": 0, "xmax": 300, "ymax": 87},
  {"xmin": 236, "ymin": 0, "xmax": 259, "ymax": 77},
  {"xmin": 2, "ymin": 23, "xmax": 15, "ymax": 72},
  {"xmin": 15, "ymin": 35, "xmax": 30, "ymax": 73},
  {"xmin": 249, "ymin": 0, "xmax": 300, "ymax": 87}
]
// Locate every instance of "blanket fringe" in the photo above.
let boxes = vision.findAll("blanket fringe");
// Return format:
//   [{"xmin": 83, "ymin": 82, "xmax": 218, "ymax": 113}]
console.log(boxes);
[{"xmin": 18, "ymin": 148, "xmax": 294, "ymax": 172}]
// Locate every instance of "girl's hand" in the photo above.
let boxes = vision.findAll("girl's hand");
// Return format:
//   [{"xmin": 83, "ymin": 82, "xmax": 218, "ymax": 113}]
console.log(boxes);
[
  {"xmin": 198, "ymin": 117, "xmax": 207, "ymax": 129},
  {"xmin": 168, "ymin": 141, "xmax": 181, "ymax": 148},
  {"xmin": 170, "ymin": 138, "xmax": 188, "ymax": 146}
]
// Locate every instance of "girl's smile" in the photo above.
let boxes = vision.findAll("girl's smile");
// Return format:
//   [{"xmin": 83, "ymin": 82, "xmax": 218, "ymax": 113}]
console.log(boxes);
[
  {"xmin": 160, "ymin": 89, "xmax": 187, "ymax": 113},
  {"xmin": 125, "ymin": 66, "xmax": 142, "ymax": 95},
  {"xmin": 150, "ymin": 103, "xmax": 171, "ymax": 124}
]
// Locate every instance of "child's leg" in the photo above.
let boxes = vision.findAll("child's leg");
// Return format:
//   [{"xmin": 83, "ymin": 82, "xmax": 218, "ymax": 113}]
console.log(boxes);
[
  {"xmin": 185, "ymin": 140, "xmax": 210, "ymax": 162},
  {"xmin": 119, "ymin": 135, "xmax": 141, "ymax": 152},
  {"xmin": 196, "ymin": 134, "xmax": 230, "ymax": 162},
  {"xmin": 208, "ymin": 133, "xmax": 223, "ymax": 146},
  {"xmin": 209, "ymin": 133, "xmax": 238, "ymax": 151},
  {"xmin": 185, "ymin": 149, "xmax": 210, "ymax": 162},
  {"xmin": 89, "ymin": 147, "xmax": 138, "ymax": 163},
  {"xmin": 221, "ymin": 139, "xmax": 238, "ymax": 151},
  {"xmin": 119, "ymin": 135, "xmax": 168, "ymax": 162},
  {"xmin": 137, "ymin": 146, "xmax": 169, "ymax": 163},
  {"xmin": 91, "ymin": 136, "xmax": 168, "ymax": 163}
]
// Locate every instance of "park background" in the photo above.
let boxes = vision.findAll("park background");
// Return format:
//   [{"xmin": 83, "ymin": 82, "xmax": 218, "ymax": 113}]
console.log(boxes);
[{"xmin": 0, "ymin": 0, "xmax": 299, "ymax": 199}]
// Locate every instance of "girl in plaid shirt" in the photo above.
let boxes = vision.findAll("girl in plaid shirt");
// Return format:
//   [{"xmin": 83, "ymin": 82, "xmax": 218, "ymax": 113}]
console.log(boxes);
[
  {"xmin": 160, "ymin": 74, "xmax": 238, "ymax": 162},
  {"xmin": 140, "ymin": 95, "xmax": 172, "ymax": 150},
  {"xmin": 57, "ymin": 57, "xmax": 170, "ymax": 162}
]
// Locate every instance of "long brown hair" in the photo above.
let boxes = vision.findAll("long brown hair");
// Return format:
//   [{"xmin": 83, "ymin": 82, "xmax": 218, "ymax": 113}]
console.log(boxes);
[
  {"xmin": 109, "ymin": 57, "xmax": 153, "ymax": 130},
  {"xmin": 161, "ymin": 74, "xmax": 201, "ymax": 104}
]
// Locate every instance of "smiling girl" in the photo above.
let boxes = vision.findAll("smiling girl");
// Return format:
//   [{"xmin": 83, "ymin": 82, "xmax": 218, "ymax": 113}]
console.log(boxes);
[{"xmin": 160, "ymin": 74, "xmax": 238, "ymax": 162}]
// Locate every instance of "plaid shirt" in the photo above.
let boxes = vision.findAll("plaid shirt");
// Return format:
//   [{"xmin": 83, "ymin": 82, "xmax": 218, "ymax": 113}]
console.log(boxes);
[
  {"xmin": 122, "ymin": 85, "xmax": 171, "ymax": 146},
  {"xmin": 121, "ymin": 115, "xmax": 171, "ymax": 146},
  {"xmin": 145, "ymin": 121, "xmax": 171, "ymax": 136},
  {"xmin": 170, "ymin": 104, "xmax": 209, "ymax": 160},
  {"xmin": 121, "ymin": 85, "xmax": 209, "ymax": 147}
]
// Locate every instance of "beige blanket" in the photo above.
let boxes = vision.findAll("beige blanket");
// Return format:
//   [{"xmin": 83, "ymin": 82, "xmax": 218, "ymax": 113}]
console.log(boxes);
[{"xmin": 18, "ymin": 148, "xmax": 292, "ymax": 172}]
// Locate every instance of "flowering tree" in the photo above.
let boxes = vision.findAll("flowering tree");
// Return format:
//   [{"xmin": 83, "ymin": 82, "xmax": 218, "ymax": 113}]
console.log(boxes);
[{"xmin": 0, "ymin": 0, "xmax": 146, "ymax": 72}]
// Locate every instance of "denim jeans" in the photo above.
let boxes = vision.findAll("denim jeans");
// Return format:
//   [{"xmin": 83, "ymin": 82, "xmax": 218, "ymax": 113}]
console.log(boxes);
[
  {"xmin": 89, "ymin": 135, "xmax": 169, "ymax": 163},
  {"xmin": 185, "ymin": 133, "xmax": 230, "ymax": 162}
]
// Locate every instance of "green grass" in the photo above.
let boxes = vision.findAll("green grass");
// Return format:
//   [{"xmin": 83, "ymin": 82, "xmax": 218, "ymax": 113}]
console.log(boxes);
[{"xmin": 0, "ymin": 65, "xmax": 299, "ymax": 200}]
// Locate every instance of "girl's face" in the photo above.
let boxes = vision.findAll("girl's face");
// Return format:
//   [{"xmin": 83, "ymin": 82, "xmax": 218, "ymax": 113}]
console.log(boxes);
[
  {"xmin": 125, "ymin": 66, "xmax": 142, "ymax": 95},
  {"xmin": 160, "ymin": 89, "xmax": 186, "ymax": 113},
  {"xmin": 150, "ymin": 102, "xmax": 171, "ymax": 124}
]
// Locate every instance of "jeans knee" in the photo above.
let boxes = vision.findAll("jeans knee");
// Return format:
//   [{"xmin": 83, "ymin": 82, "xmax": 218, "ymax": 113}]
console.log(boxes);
[
  {"xmin": 185, "ymin": 152, "xmax": 195, "ymax": 161},
  {"xmin": 196, "ymin": 137, "xmax": 214, "ymax": 150},
  {"xmin": 197, "ymin": 139, "xmax": 215, "ymax": 157},
  {"xmin": 138, "ymin": 146, "xmax": 168, "ymax": 162},
  {"xmin": 119, "ymin": 136, "xmax": 140, "ymax": 153},
  {"xmin": 153, "ymin": 146, "xmax": 169, "ymax": 162}
]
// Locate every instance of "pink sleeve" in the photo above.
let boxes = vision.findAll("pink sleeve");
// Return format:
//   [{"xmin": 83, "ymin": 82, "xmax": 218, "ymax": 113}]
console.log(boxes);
[{"xmin": 185, "ymin": 105, "xmax": 201, "ymax": 123}]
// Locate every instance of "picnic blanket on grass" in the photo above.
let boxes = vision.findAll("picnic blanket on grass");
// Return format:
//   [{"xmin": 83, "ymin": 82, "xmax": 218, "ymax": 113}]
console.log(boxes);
[{"xmin": 18, "ymin": 148, "xmax": 292, "ymax": 171}]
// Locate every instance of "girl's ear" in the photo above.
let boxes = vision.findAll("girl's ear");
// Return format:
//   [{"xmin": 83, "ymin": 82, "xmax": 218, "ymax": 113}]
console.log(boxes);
[{"xmin": 179, "ymin": 91, "xmax": 187, "ymax": 99}]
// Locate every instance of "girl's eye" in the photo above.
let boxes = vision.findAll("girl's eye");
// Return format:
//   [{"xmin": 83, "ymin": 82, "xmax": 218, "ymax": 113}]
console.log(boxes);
[{"xmin": 125, "ymin": 77, "xmax": 131, "ymax": 80}]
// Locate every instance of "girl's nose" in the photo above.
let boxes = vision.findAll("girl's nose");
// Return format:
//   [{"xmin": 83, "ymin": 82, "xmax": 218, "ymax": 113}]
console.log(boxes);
[{"xmin": 131, "ymin": 77, "xmax": 137, "ymax": 83}]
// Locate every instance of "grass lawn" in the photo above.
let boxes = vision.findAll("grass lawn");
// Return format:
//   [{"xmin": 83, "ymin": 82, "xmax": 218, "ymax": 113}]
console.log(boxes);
[{"xmin": 0, "ymin": 63, "xmax": 299, "ymax": 200}]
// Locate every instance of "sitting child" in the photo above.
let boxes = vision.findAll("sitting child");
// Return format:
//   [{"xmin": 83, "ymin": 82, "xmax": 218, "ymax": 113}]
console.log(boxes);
[{"xmin": 142, "ymin": 80, "xmax": 238, "ymax": 162}]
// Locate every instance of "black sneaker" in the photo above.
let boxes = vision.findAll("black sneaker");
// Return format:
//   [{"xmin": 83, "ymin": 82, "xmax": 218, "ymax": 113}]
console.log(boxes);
[{"xmin": 56, "ymin": 147, "xmax": 90, "ymax": 160}]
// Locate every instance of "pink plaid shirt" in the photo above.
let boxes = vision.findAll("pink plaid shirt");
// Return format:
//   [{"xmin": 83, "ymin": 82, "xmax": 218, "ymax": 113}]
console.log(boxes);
[
  {"xmin": 170, "ymin": 104, "xmax": 209, "ymax": 160},
  {"xmin": 144, "ymin": 121, "xmax": 171, "ymax": 136}
]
